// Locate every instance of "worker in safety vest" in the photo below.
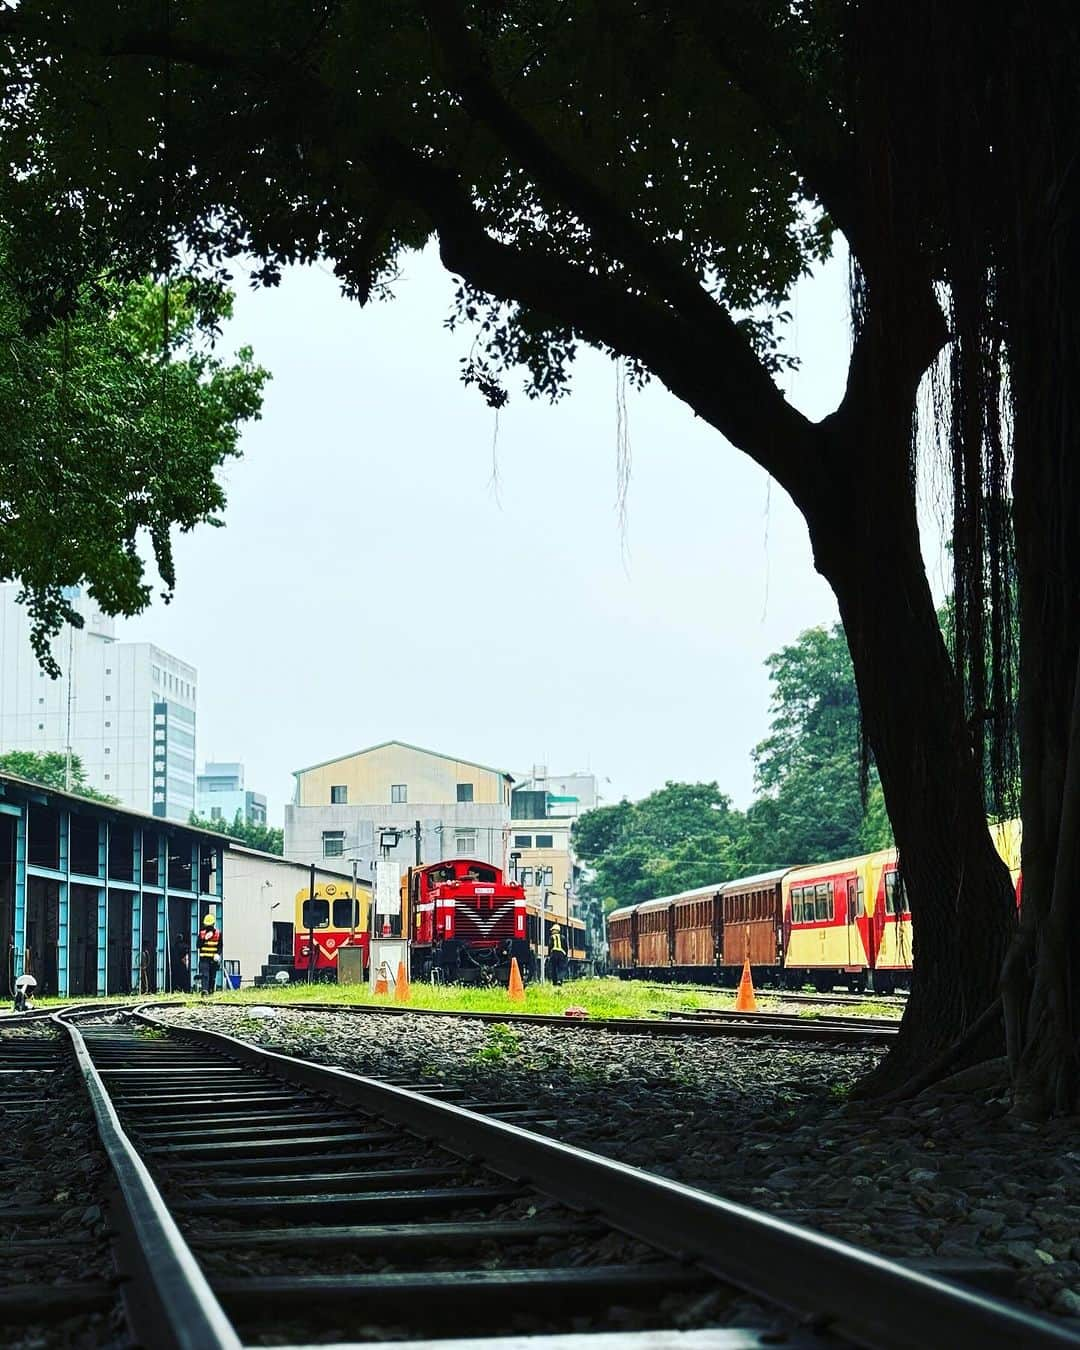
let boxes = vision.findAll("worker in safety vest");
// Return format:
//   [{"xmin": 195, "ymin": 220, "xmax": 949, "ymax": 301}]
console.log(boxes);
[
  {"xmin": 196, "ymin": 913, "xmax": 221, "ymax": 994},
  {"xmin": 549, "ymin": 922, "xmax": 567, "ymax": 986}
]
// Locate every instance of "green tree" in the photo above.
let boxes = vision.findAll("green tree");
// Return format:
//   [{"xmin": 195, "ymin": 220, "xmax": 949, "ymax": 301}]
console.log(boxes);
[
  {"xmin": 188, "ymin": 810, "xmax": 284, "ymax": 856},
  {"xmin": 0, "ymin": 256, "xmax": 268, "ymax": 671},
  {"xmin": 573, "ymin": 782, "xmax": 746, "ymax": 913},
  {"xmin": 5, "ymin": 3, "xmax": 1073, "ymax": 1102},
  {"xmin": 745, "ymin": 624, "xmax": 892, "ymax": 867},
  {"xmin": 0, "ymin": 749, "xmax": 118, "ymax": 802}
]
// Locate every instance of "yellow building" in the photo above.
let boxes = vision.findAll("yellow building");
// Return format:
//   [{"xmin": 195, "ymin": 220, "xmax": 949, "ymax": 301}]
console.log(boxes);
[
  {"xmin": 509, "ymin": 816, "xmax": 575, "ymax": 924},
  {"xmin": 295, "ymin": 740, "xmax": 512, "ymax": 810},
  {"xmin": 286, "ymin": 741, "xmax": 514, "ymax": 876}
]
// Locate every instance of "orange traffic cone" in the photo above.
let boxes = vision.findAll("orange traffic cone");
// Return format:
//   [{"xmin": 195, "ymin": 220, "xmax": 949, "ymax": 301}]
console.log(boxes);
[
  {"xmin": 734, "ymin": 957, "xmax": 758, "ymax": 1012},
  {"xmin": 508, "ymin": 957, "xmax": 525, "ymax": 1003},
  {"xmin": 373, "ymin": 961, "xmax": 390, "ymax": 995},
  {"xmin": 394, "ymin": 960, "xmax": 411, "ymax": 1003}
]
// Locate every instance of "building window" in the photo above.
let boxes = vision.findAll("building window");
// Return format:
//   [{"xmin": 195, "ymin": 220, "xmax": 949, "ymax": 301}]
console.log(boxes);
[
  {"xmin": 514, "ymin": 834, "xmax": 532, "ymax": 848},
  {"xmin": 455, "ymin": 829, "xmax": 477, "ymax": 855},
  {"xmin": 105, "ymin": 694, "xmax": 111, "ymax": 702},
  {"xmin": 105, "ymin": 667, "xmax": 111, "ymax": 675},
  {"xmin": 542, "ymin": 866, "xmax": 554, "ymax": 886},
  {"xmin": 104, "ymin": 747, "xmax": 110, "ymax": 755},
  {"xmin": 536, "ymin": 834, "xmax": 554, "ymax": 849},
  {"xmin": 37, "ymin": 723, "xmax": 43, "ymax": 730},
  {"xmin": 38, "ymin": 697, "xmax": 44, "ymax": 705},
  {"xmin": 456, "ymin": 783, "xmax": 474, "ymax": 803},
  {"xmin": 210, "ymin": 807, "xmax": 222, "ymax": 821},
  {"xmin": 105, "ymin": 721, "xmax": 111, "ymax": 728},
  {"xmin": 520, "ymin": 867, "xmax": 534, "ymax": 886},
  {"xmin": 322, "ymin": 830, "xmax": 345, "ymax": 858},
  {"xmin": 330, "ymin": 785, "xmax": 348, "ymax": 805},
  {"xmin": 391, "ymin": 784, "xmax": 407, "ymax": 804},
  {"xmin": 104, "ymin": 774, "xmax": 110, "ymax": 781}
]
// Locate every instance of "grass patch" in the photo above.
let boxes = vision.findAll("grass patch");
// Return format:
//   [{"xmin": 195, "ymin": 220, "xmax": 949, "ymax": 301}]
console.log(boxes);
[{"xmin": 19, "ymin": 979, "xmax": 902, "ymax": 1021}]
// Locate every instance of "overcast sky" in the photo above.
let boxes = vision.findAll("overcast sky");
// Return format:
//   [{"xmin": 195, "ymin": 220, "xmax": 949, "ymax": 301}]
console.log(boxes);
[{"xmin": 114, "ymin": 243, "xmax": 923, "ymax": 823}]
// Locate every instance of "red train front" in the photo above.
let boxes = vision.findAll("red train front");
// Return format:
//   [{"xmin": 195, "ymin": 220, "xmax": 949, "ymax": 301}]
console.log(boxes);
[{"xmin": 406, "ymin": 858, "xmax": 529, "ymax": 983}]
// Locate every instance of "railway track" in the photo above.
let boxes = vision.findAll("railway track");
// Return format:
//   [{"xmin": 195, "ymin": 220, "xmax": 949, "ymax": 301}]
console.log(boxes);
[
  {"xmin": 0, "ymin": 1024, "xmax": 120, "ymax": 1341},
  {"xmin": 226, "ymin": 1000, "xmax": 898, "ymax": 1043},
  {"xmin": 657, "ymin": 1007, "xmax": 901, "ymax": 1036},
  {"xmin": 643, "ymin": 984, "xmax": 910, "ymax": 1009},
  {"xmin": 16, "ymin": 1003, "xmax": 1072, "ymax": 1349}
]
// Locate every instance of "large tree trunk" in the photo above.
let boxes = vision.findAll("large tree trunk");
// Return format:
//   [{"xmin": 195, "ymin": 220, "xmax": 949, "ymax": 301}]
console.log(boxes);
[
  {"xmin": 808, "ymin": 416, "xmax": 1017, "ymax": 1095},
  {"xmin": 1001, "ymin": 17, "xmax": 1080, "ymax": 1115}
]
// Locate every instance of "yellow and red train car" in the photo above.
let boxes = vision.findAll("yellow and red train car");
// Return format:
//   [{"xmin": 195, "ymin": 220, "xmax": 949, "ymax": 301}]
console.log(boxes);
[
  {"xmin": 294, "ymin": 880, "xmax": 370, "ymax": 980},
  {"xmin": 606, "ymin": 820, "xmax": 1021, "ymax": 991}
]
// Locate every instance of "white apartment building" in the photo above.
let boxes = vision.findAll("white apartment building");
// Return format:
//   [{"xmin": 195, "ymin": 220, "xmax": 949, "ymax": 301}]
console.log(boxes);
[
  {"xmin": 0, "ymin": 585, "xmax": 197, "ymax": 820},
  {"xmin": 196, "ymin": 762, "xmax": 268, "ymax": 826}
]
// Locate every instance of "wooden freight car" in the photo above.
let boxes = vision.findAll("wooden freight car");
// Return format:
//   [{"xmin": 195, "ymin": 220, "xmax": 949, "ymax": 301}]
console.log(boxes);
[
  {"xmin": 672, "ymin": 885, "xmax": 723, "ymax": 970},
  {"xmin": 719, "ymin": 869, "xmax": 788, "ymax": 976},
  {"xmin": 606, "ymin": 904, "xmax": 637, "ymax": 971},
  {"xmin": 635, "ymin": 896, "xmax": 675, "ymax": 973}
]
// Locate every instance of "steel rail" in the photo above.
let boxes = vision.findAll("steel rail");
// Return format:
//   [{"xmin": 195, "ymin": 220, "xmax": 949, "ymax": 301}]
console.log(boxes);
[
  {"xmin": 138, "ymin": 1007, "xmax": 1078, "ymax": 1350},
  {"xmin": 52, "ymin": 1008, "xmax": 241, "ymax": 1350},
  {"xmin": 643, "ymin": 984, "xmax": 910, "ymax": 1007},
  {"xmin": 658, "ymin": 1008, "xmax": 901, "ymax": 1032},
  {"xmin": 219, "ymin": 999, "xmax": 896, "ymax": 1042}
]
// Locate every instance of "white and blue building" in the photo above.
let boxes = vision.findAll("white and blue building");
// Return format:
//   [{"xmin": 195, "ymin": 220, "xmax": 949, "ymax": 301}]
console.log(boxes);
[
  {"xmin": 196, "ymin": 761, "xmax": 267, "ymax": 826},
  {"xmin": 0, "ymin": 770, "xmax": 224, "ymax": 997}
]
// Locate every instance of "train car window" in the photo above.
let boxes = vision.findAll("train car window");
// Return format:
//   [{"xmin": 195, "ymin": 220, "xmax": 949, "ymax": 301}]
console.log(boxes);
[
  {"xmin": 332, "ymin": 897, "xmax": 358, "ymax": 928},
  {"xmin": 302, "ymin": 899, "xmax": 330, "ymax": 928},
  {"xmin": 885, "ymin": 872, "xmax": 910, "ymax": 916}
]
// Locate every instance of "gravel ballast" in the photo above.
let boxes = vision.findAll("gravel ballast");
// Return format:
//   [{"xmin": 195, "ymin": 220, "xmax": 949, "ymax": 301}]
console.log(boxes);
[
  {"xmin": 162, "ymin": 1004, "xmax": 1080, "ymax": 1325},
  {"xmin": 0, "ymin": 1021, "xmax": 124, "ymax": 1349}
]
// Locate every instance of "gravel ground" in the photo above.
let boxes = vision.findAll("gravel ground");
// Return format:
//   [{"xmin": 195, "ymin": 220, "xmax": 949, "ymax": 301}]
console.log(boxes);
[
  {"xmin": 163, "ymin": 1004, "xmax": 1080, "ymax": 1328},
  {"xmin": 0, "ymin": 1022, "xmax": 126, "ymax": 1349}
]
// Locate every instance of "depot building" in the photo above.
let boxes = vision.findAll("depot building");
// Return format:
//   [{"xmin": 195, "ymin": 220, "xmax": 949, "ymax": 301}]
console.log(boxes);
[{"xmin": 0, "ymin": 771, "xmax": 357, "ymax": 997}]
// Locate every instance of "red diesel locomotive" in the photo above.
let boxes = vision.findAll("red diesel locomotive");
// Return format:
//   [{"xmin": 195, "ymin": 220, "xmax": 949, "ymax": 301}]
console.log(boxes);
[{"xmin": 405, "ymin": 857, "xmax": 530, "ymax": 983}]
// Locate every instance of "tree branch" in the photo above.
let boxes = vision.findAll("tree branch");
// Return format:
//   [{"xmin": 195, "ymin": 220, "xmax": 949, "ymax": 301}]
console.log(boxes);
[
  {"xmin": 0, "ymin": 11, "xmax": 243, "ymax": 72},
  {"xmin": 360, "ymin": 135, "xmax": 824, "ymax": 506},
  {"xmin": 666, "ymin": 1, "xmax": 862, "ymax": 255},
  {"xmin": 422, "ymin": 2, "xmax": 760, "ymax": 343}
]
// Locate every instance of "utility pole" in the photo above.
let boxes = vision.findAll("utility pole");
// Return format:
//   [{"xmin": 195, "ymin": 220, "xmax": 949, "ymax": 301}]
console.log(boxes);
[
  {"xmin": 64, "ymin": 622, "xmax": 75, "ymax": 791},
  {"xmin": 351, "ymin": 857, "xmax": 359, "ymax": 932},
  {"xmin": 307, "ymin": 862, "xmax": 316, "ymax": 984},
  {"xmin": 539, "ymin": 887, "xmax": 551, "ymax": 984}
]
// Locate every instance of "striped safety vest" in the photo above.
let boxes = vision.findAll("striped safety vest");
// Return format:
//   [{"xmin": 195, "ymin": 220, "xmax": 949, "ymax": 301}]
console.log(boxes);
[{"xmin": 197, "ymin": 926, "xmax": 221, "ymax": 958}]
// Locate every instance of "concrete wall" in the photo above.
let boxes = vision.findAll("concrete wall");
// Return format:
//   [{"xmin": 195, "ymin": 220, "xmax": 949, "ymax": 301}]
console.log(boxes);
[
  {"xmin": 285, "ymin": 802, "xmax": 510, "ymax": 876},
  {"xmin": 296, "ymin": 742, "xmax": 510, "ymax": 809}
]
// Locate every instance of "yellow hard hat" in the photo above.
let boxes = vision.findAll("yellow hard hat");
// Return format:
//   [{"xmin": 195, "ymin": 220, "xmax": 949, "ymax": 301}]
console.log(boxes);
[{"xmin": 203, "ymin": 912, "xmax": 216, "ymax": 925}]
